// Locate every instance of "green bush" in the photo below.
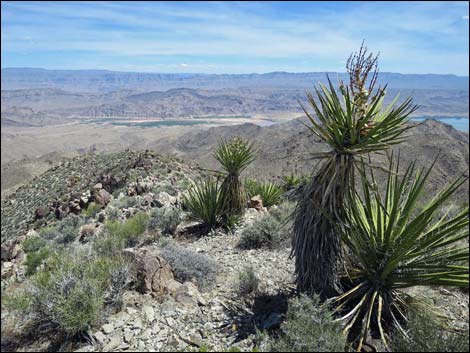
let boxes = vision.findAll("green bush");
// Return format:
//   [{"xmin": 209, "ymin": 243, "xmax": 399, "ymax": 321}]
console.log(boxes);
[
  {"xmin": 390, "ymin": 311, "xmax": 469, "ymax": 352},
  {"xmin": 148, "ymin": 206, "xmax": 183, "ymax": 235},
  {"xmin": 94, "ymin": 212, "xmax": 149, "ymax": 255},
  {"xmin": 109, "ymin": 195, "xmax": 139, "ymax": 209},
  {"xmin": 106, "ymin": 205, "xmax": 121, "ymax": 221},
  {"xmin": 84, "ymin": 202, "xmax": 102, "ymax": 218},
  {"xmin": 152, "ymin": 181, "xmax": 177, "ymax": 196},
  {"xmin": 238, "ymin": 267, "xmax": 259, "ymax": 296},
  {"xmin": 22, "ymin": 236, "xmax": 47, "ymax": 253},
  {"xmin": 55, "ymin": 215, "xmax": 85, "ymax": 244},
  {"xmin": 27, "ymin": 250, "xmax": 130, "ymax": 336},
  {"xmin": 245, "ymin": 179, "xmax": 283, "ymax": 207},
  {"xmin": 261, "ymin": 294, "xmax": 347, "ymax": 352},
  {"xmin": 1, "ymin": 288, "xmax": 32, "ymax": 312},
  {"xmin": 38, "ymin": 226, "xmax": 61, "ymax": 240},
  {"xmin": 159, "ymin": 243, "xmax": 219, "ymax": 290},
  {"xmin": 25, "ymin": 246, "xmax": 52, "ymax": 276},
  {"xmin": 237, "ymin": 209, "xmax": 291, "ymax": 250}
]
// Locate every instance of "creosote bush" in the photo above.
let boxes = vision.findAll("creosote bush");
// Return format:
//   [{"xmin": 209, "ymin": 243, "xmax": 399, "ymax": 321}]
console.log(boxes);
[
  {"xmin": 25, "ymin": 249, "xmax": 130, "ymax": 336},
  {"xmin": 83, "ymin": 202, "xmax": 102, "ymax": 218},
  {"xmin": 259, "ymin": 294, "xmax": 347, "ymax": 352},
  {"xmin": 159, "ymin": 243, "xmax": 219, "ymax": 290},
  {"xmin": 93, "ymin": 212, "xmax": 149, "ymax": 255},
  {"xmin": 238, "ymin": 203, "xmax": 293, "ymax": 250},
  {"xmin": 390, "ymin": 310, "xmax": 469, "ymax": 352},
  {"xmin": 25, "ymin": 245, "xmax": 52, "ymax": 276},
  {"xmin": 238, "ymin": 266, "xmax": 259, "ymax": 296},
  {"xmin": 22, "ymin": 236, "xmax": 47, "ymax": 253},
  {"xmin": 148, "ymin": 206, "xmax": 183, "ymax": 235}
]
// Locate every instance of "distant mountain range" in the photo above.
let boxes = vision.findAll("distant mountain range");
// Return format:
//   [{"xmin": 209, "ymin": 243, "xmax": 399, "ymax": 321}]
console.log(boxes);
[
  {"xmin": 2, "ymin": 68, "xmax": 469, "ymax": 91},
  {"xmin": 1, "ymin": 68, "xmax": 468, "ymax": 126}
]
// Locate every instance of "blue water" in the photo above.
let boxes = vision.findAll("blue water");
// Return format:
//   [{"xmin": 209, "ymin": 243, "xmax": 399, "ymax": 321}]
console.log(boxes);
[{"xmin": 411, "ymin": 117, "xmax": 468, "ymax": 132}]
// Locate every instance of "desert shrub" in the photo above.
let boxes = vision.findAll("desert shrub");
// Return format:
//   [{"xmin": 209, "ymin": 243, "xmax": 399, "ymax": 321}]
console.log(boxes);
[
  {"xmin": 94, "ymin": 212, "xmax": 149, "ymax": 255},
  {"xmin": 238, "ymin": 211, "xmax": 291, "ymax": 250},
  {"xmin": 261, "ymin": 294, "xmax": 347, "ymax": 352},
  {"xmin": 27, "ymin": 250, "xmax": 129, "ymax": 336},
  {"xmin": 83, "ymin": 202, "xmax": 102, "ymax": 218},
  {"xmin": 148, "ymin": 206, "xmax": 183, "ymax": 235},
  {"xmin": 159, "ymin": 243, "xmax": 219, "ymax": 289},
  {"xmin": 22, "ymin": 236, "xmax": 47, "ymax": 253},
  {"xmin": 2, "ymin": 287, "xmax": 33, "ymax": 312},
  {"xmin": 106, "ymin": 205, "xmax": 121, "ymax": 221},
  {"xmin": 110, "ymin": 195, "xmax": 139, "ymax": 209},
  {"xmin": 390, "ymin": 311, "xmax": 469, "ymax": 352},
  {"xmin": 269, "ymin": 201, "xmax": 295, "ymax": 223},
  {"xmin": 25, "ymin": 246, "xmax": 52, "ymax": 276},
  {"xmin": 55, "ymin": 215, "xmax": 85, "ymax": 244},
  {"xmin": 152, "ymin": 181, "xmax": 177, "ymax": 196},
  {"xmin": 38, "ymin": 226, "xmax": 61, "ymax": 240},
  {"xmin": 245, "ymin": 179, "xmax": 283, "ymax": 207},
  {"xmin": 238, "ymin": 267, "xmax": 259, "ymax": 296}
]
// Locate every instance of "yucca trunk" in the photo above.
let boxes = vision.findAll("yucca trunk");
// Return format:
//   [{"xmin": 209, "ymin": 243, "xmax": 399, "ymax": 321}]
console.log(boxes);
[
  {"xmin": 292, "ymin": 153, "xmax": 355, "ymax": 297},
  {"xmin": 220, "ymin": 173, "xmax": 246, "ymax": 216}
]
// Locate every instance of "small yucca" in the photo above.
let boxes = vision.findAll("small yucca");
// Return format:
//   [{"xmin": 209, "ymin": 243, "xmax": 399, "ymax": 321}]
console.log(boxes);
[
  {"xmin": 245, "ymin": 179, "xmax": 283, "ymax": 207},
  {"xmin": 183, "ymin": 179, "xmax": 223, "ymax": 230},
  {"xmin": 213, "ymin": 137, "xmax": 256, "ymax": 217}
]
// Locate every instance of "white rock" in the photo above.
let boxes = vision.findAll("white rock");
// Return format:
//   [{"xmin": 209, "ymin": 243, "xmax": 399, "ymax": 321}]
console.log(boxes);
[
  {"xmin": 94, "ymin": 330, "xmax": 107, "ymax": 345},
  {"xmin": 102, "ymin": 323, "xmax": 114, "ymax": 334},
  {"xmin": 142, "ymin": 305, "xmax": 155, "ymax": 323}
]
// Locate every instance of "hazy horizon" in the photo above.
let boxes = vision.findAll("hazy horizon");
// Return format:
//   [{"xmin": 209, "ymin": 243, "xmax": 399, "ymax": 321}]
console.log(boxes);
[{"xmin": 2, "ymin": 67, "xmax": 469, "ymax": 78}]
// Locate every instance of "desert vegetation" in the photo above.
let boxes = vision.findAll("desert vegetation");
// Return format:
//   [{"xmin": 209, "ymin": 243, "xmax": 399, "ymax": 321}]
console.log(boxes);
[{"xmin": 1, "ymin": 46, "xmax": 468, "ymax": 353}]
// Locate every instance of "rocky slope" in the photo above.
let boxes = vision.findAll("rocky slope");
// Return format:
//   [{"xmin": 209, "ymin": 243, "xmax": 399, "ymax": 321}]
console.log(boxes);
[{"xmin": 1, "ymin": 149, "xmax": 468, "ymax": 352}]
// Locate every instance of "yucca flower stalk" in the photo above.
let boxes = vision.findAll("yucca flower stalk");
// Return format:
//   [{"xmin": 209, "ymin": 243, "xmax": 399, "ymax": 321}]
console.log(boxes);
[
  {"xmin": 292, "ymin": 44, "xmax": 418, "ymax": 297},
  {"xmin": 213, "ymin": 137, "xmax": 256, "ymax": 217},
  {"xmin": 332, "ymin": 156, "xmax": 469, "ymax": 351}
]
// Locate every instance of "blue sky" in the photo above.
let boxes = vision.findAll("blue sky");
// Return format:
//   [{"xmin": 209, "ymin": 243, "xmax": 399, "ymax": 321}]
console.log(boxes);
[{"xmin": 1, "ymin": 1, "xmax": 469, "ymax": 75}]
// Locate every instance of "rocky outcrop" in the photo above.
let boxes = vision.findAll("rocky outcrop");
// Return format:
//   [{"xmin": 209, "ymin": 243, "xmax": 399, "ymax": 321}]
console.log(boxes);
[
  {"xmin": 249, "ymin": 195, "xmax": 263, "ymax": 211},
  {"xmin": 122, "ymin": 247, "xmax": 175, "ymax": 299}
]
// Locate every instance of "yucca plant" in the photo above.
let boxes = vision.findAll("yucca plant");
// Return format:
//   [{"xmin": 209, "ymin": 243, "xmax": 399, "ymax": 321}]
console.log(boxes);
[
  {"xmin": 245, "ymin": 179, "xmax": 283, "ymax": 207},
  {"xmin": 331, "ymin": 156, "xmax": 469, "ymax": 351},
  {"xmin": 281, "ymin": 174, "xmax": 301, "ymax": 190},
  {"xmin": 213, "ymin": 137, "xmax": 256, "ymax": 217},
  {"xmin": 183, "ymin": 178, "xmax": 223, "ymax": 230},
  {"xmin": 292, "ymin": 43, "xmax": 418, "ymax": 297}
]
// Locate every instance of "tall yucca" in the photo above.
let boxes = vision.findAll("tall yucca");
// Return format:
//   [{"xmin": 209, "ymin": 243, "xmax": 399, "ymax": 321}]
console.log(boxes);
[
  {"xmin": 292, "ymin": 43, "xmax": 418, "ymax": 297},
  {"xmin": 213, "ymin": 137, "xmax": 256, "ymax": 216},
  {"xmin": 332, "ymin": 156, "xmax": 469, "ymax": 351}
]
